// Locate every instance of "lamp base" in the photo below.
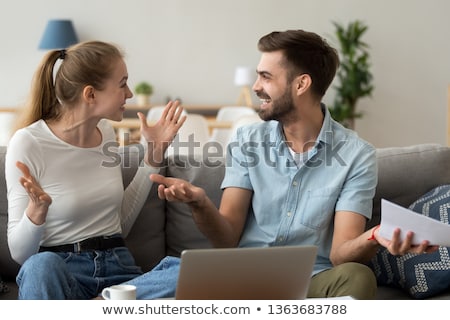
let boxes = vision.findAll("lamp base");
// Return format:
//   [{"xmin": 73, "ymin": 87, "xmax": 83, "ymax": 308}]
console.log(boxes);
[{"xmin": 236, "ymin": 86, "xmax": 253, "ymax": 107}]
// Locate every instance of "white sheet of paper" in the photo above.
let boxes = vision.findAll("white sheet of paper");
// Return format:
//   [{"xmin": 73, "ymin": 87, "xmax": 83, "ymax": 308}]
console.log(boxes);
[{"xmin": 379, "ymin": 199, "xmax": 450, "ymax": 246}]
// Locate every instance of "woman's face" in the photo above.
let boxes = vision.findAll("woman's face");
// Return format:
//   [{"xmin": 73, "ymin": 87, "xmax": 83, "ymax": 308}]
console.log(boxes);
[{"xmin": 93, "ymin": 58, "xmax": 133, "ymax": 121}]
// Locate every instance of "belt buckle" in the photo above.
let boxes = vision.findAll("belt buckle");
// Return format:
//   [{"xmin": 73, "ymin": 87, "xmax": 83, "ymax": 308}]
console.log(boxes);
[{"xmin": 74, "ymin": 242, "xmax": 81, "ymax": 253}]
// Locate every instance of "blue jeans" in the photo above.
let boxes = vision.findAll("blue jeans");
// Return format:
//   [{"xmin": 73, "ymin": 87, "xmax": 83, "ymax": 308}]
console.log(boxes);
[
  {"xmin": 17, "ymin": 248, "xmax": 142, "ymax": 299},
  {"xmin": 124, "ymin": 256, "xmax": 180, "ymax": 299}
]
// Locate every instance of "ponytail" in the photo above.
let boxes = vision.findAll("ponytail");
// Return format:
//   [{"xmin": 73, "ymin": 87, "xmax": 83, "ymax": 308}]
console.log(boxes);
[{"xmin": 15, "ymin": 50, "xmax": 62, "ymax": 130}]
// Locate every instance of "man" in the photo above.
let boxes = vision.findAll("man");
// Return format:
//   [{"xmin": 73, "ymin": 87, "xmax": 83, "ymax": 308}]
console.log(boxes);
[{"xmin": 147, "ymin": 29, "xmax": 434, "ymax": 299}]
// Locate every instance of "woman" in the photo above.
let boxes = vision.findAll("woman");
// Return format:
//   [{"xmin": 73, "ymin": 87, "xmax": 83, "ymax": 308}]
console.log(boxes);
[{"xmin": 5, "ymin": 40, "xmax": 185, "ymax": 299}]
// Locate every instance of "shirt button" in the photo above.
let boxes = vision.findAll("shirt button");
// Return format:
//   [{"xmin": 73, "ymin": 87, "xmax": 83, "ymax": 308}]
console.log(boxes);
[
  {"xmin": 278, "ymin": 236, "xmax": 284, "ymax": 242},
  {"xmin": 287, "ymin": 211, "xmax": 292, "ymax": 217},
  {"xmin": 292, "ymin": 181, "xmax": 298, "ymax": 186}
]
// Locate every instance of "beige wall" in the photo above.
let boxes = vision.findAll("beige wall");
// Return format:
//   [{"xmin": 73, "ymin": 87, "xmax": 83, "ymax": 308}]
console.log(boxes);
[{"xmin": 0, "ymin": 0, "xmax": 449, "ymax": 147}]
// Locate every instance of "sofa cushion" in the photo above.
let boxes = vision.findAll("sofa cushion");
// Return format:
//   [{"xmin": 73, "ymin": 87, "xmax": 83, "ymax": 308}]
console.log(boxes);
[
  {"xmin": 369, "ymin": 144, "xmax": 450, "ymax": 229},
  {"xmin": 119, "ymin": 145, "xmax": 167, "ymax": 272},
  {"xmin": 165, "ymin": 154, "xmax": 225, "ymax": 256},
  {"xmin": 369, "ymin": 184, "xmax": 450, "ymax": 299},
  {"xmin": 0, "ymin": 146, "xmax": 20, "ymax": 280}
]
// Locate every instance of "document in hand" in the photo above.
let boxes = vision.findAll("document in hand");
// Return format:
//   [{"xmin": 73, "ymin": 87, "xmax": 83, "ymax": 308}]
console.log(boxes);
[{"xmin": 379, "ymin": 199, "xmax": 450, "ymax": 246}]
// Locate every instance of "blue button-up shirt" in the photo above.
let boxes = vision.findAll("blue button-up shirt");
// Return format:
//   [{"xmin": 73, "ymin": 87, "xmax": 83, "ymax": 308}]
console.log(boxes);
[{"xmin": 221, "ymin": 106, "xmax": 377, "ymax": 275}]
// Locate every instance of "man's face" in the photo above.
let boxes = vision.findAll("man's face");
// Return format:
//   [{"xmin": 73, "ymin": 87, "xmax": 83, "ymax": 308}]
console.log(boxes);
[{"xmin": 253, "ymin": 51, "xmax": 294, "ymax": 122}]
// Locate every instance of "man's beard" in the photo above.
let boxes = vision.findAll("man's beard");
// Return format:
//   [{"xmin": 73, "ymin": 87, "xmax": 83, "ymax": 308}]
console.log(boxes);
[{"xmin": 258, "ymin": 89, "xmax": 294, "ymax": 122}]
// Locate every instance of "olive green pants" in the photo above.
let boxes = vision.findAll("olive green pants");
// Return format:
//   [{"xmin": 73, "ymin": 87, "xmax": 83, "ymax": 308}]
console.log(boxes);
[{"xmin": 307, "ymin": 262, "xmax": 377, "ymax": 300}]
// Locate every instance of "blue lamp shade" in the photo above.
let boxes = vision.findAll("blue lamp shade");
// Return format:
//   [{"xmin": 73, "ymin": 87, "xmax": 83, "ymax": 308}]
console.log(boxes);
[{"xmin": 38, "ymin": 19, "xmax": 79, "ymax": 49}]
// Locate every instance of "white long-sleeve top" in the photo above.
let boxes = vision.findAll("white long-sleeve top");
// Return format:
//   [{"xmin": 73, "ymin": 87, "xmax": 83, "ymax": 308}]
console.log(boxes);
[{"xmin": 5, "ymin": 119, "xmax": 158, "ymax": 265}]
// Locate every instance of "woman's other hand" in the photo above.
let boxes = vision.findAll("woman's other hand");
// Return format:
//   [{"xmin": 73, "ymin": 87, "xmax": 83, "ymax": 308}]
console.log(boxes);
[
  {"xmin": 138, "ymin": 100, "xmax": 186, "ymax": 166},
  {"xmin": 16, "ymin": 161, "xmax": 52, "ymax": 225}
]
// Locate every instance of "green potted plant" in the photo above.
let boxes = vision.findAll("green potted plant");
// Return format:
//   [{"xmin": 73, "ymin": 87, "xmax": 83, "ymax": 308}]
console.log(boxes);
[
  {"xmin": 134, "ymin": 81, "xmax": 154, "ymax": 106},
  {"xmin": 329, "ymin": 20, "xmax": 374, "ymax": 129}
]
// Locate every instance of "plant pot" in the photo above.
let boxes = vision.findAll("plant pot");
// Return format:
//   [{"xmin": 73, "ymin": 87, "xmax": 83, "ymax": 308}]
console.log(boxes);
[{"xmin": 136, "ymin": 94, "xmax": 150, "ymax": 107}]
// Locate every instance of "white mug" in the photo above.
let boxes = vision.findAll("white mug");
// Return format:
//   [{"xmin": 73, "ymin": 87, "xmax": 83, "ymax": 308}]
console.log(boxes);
[{"xmin": 102, "ymin": 284, "xmax": 137, "ymax": 300}]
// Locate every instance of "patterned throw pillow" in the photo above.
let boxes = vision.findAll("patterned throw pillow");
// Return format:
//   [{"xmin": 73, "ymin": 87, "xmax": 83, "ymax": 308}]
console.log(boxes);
[{"xmin": 369, "ymin": 184, "xmax": 450, "ymax": 299}]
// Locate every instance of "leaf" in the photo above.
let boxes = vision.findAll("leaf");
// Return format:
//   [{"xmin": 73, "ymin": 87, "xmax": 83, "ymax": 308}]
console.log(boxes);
[{"xmin": 330, "ymin": 20, "xmax": 374, "ymax": 129}]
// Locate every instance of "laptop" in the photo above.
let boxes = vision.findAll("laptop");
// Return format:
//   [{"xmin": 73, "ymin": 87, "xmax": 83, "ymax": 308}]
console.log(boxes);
[{"xmin": 175, "ymin": 245, "xmax": 318, "ymax": 300}]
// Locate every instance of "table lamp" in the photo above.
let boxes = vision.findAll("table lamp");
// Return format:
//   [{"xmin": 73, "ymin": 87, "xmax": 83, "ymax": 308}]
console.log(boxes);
[
  {"xmin": 38, "ymin": 19, "xmax": 79, "ymax": 49},
  {"xmin": 234, "ymin": 66, "xmax": 254, "ymax": 107}
]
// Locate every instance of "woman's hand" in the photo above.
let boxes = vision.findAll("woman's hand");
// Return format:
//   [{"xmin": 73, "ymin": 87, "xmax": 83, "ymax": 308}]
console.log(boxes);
[
  {"xmin": 16, "ymin": 161, "xmax": 52, "ymax": 225},
  {"xmin": 138, "ymin": 100, "xmax": 186, "ymax": 166}
]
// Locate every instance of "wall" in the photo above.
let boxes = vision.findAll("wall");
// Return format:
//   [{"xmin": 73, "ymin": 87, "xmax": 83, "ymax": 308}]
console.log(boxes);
[{"xmin": 0, "ymin": 0, "xmax": 449, "ymax": 147}]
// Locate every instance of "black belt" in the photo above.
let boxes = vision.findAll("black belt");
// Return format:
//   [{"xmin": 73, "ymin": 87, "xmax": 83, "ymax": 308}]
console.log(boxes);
[{"xmin": 39, "ymin": 236, "xmax": 125, "ymax": 253}]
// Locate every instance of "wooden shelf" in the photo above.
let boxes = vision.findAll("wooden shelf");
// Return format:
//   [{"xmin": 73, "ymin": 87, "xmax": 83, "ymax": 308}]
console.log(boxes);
[
  {"xmin": 0, "ymin": 107, "xmax": 21, "ymax": 113},
  {"xmin": 126, "ymin": 104, "xmax": 223, "ymax": 111},
  {"xmin": 110, "ymin": 118, "xmax": 232, "ymax": 146},
  {"xmin": 111, "ymin": 118, "xmax": 231, "ymax": 129},
  {"xmin": 125, "ymin": 104, "xmax": 257, "ymax": 117}
]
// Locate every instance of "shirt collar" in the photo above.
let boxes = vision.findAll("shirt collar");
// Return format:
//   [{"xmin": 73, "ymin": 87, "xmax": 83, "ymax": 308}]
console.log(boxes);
[
  {"xmin": 316, "ymin": 103, "xmax": 333, "ymax": 147},
  {"xmin": 275, "ymin": 103, "xmax": 332, "ymax": 150}
]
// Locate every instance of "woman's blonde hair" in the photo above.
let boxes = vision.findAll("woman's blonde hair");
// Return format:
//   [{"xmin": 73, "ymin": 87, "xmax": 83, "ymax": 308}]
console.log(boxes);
[{"xmin": 15, "ymin": 41, "xmax": 124, "ymax": 130}]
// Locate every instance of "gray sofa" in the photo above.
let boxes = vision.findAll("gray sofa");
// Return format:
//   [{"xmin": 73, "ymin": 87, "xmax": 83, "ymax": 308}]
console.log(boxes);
[{"xmin": 1, "ymin": 143, "xmax": 450, "ymax": 299}]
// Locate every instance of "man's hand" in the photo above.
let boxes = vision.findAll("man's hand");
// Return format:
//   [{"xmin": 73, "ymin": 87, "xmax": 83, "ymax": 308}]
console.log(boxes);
[
  {"xmin": 150, "ymin": 174, "xmax": 206, "ymax": 207},
  {"xmin": 375, "ymin": 227, "xmax": 439, "ymax": 255}
]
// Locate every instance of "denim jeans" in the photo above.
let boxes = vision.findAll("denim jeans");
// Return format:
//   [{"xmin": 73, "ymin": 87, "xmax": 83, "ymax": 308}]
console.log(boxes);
[
  {"xmin": 17, "ymin": 247, "xmax": 142, "ymax": 299},
  {"xmin": 124, "ymin": 256, "xmax": 180, "ymax": 299}
]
